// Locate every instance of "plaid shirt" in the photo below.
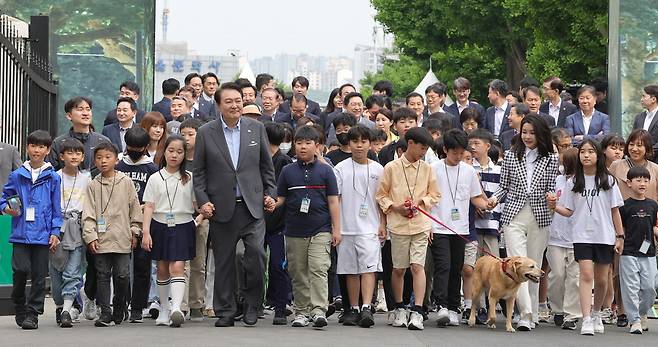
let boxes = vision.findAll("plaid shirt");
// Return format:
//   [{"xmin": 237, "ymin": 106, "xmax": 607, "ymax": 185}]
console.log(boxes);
[{"xmin": 493, "ymin": 150, "xmax": 559, "ymax": 228}]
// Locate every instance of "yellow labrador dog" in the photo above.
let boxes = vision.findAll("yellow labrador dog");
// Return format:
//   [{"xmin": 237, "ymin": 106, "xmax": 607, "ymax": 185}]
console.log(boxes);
[{"xmin": 468, "ymin": 256, "xmax": 543, "ymax": 332}]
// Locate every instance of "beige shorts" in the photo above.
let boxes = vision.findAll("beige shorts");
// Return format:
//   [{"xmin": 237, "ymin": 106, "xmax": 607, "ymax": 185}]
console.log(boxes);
[
  {"xmin": 464, "ymin": 241, "xmax": 478, "ymax": 268},
  {"xmin": 390, "ymin": 231, "xmax": 429, "ymax": 268}
]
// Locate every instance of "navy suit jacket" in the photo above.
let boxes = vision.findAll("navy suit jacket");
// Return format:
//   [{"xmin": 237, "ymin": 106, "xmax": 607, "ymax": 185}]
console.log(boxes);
[
  {"xmin": 273, "ymin": 112, "xmax": 319, "ymax": 128},
  {"xmin": 152, "ymin": 97, "xmax": 172, "ymax": 121},
  {"xmin": 422, "ymin": 107, "xmax": 461, "ymax": 129},
  {"xmin": 279, "ymin": 98, "xmax": 322, "ymax": 116},
  {"xmin": 484, "ymin": 103, "xmax": 512, "ymax": 136},
  {"xmin": 539, "ymin": 101, "xmax": 578, "ymax": 128},
  {"xmin": 633, "ymin": 110, "xmax": 658, "ymax": 160},
  {"xmin": 564, "ymin": 110, "xmax": 610, "ymax": 145},
  {"xmin": 445, "ymin": 101, "xmax": 485, "ymax": 121},
  {"xmin": 101, "ymin": 122, "xmax": 136, "ymax": 152},
  {"xmin": 198, "ymin": 95, "xmax": 218, "ymax": 122},
  {"xmin": 499, "ymin": 129, "xmax": 517, "ymax": 151},
  {"xmin": 538, "ymin": 112, "xmax": 556, "ymax": 128},
  {"xmin": 104, "ymin": 108, "xmax": 145, "ymax": 126}
]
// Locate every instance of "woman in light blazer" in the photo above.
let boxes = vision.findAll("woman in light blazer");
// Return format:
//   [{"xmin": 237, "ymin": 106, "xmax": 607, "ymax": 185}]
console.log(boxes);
[
  {"xmin": 488, "ymin": 115, "xmax": 559, "ymax": 331},
  {"xmin": 565, "ymin": 85, "xmax": 610, "ymax": 145}
]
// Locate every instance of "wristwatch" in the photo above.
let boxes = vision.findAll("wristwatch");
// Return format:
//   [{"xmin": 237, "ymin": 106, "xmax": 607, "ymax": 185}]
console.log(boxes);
[{"xmin": 615, "ymin": 234, "xmax": 625, "ymax": 239}]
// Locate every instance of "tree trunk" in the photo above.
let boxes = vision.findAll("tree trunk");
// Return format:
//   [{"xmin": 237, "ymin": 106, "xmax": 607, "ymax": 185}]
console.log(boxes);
[{"xmin": 505, "ymin": 40, "xmax": 527, "ymax": 90}]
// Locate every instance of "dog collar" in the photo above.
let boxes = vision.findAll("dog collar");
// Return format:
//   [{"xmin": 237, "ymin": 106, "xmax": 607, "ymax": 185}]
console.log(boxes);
[{"xmin": 501, "ymin": 258, "xmax": 516, "ymax": 281}]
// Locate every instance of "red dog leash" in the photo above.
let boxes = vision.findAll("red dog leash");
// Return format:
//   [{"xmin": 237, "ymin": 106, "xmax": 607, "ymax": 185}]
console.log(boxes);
[{"xmin": 411, "ymin": 204, "xmax": 516, "ymax": 281}]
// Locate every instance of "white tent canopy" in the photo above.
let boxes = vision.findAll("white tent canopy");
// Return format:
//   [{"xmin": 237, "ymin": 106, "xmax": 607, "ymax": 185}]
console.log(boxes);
[{"xmin": 238, "ymin": 61, "xmax": 256, "ymax": 85}]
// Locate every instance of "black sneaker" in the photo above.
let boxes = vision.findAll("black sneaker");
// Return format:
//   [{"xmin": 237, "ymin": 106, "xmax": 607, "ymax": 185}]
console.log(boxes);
[
  {"xmin": 476, "ymin": 308, "xmax": 488, "ymax": 325},
  {"xmin": 333, "ymin": 297, "xmax": 343, "ymax": 311},
  {"xmin": 60, "ymin": 310, "xmax": 73, "ymax": 328},
  {"xmin": 15, "ymin": 307, "xmax": 26, "ymax": 327},
  {"xmin": 326, "ymin": 303, "xmax": 336, "ymax": 318},
  {"xmin": 562, "ymin": 319, "xmax": 577, "ymax": 330},
  {"xmin": 617, "ymin": 314, "xmax": 628, "ymax": 327},
  {"xmin": 273, "ymin": 308, "xmax": 287, "ymax": 325},
  {"xmin": 129, "ymin": 309, "xmax": 143, "ymax": 323},
  {"xmin": 95, "ymin": 311, "xmax": 115, "ymax": 327},
  {"xmin": 554, "ymin": 314, "xmax": 564, "ymax": 327},
  {"xmin": 338, "ymin": 310, "xmax": 344, "ymax": 323},
  {"xmin": 56, "ymin": 307, "xmax": 63, "ymax": 325},
  {"xmin": 342, "ymin": 309, "xmax": 359, "ymax": 326},
  {"xmin": 21, "ymin": 315, "xmax": 38, "ymax": 330},
  {"xmin": 112, "ymin": 308, "xmax": 124, "ymax": 325},
  {"xmin": 234, "ymin": 302, "xmax": 244, "ymax": 321},
  {"xmin": 359, "ymin": 309, "xmax": 374, "ymax": 328}
]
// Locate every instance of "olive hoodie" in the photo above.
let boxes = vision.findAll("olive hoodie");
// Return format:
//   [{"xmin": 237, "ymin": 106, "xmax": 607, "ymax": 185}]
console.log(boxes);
[{"xmin": 82, "ymin": 170, "xmax": 142, "ymax": 253}]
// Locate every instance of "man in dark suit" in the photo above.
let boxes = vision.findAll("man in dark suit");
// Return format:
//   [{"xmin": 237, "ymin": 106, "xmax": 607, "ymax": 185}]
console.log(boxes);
[
  {"xmin": 104, "ymin": 81, "xmax": 146, "ymax": 125},
  {"xmin": 539, "ymin": 76, "xmax": 578, "ymax": 128},
  {"xmin": 0, "ymin": 141, "xmax": 21, "ymax": 188},
  {"xmin": 152, "ymin": 78, "xmax": 180, "ymax": 121},
  {"xmin": 258, "ymin": 88, "xmax": 289, "ymax": 123},
  {"xmin": 278, "ymin": 76, "xmax": 322, "ymax": 116},
  {"xmin": 194, "ymin": 82, "xmax": 276, "ymax": 327},
  {"xmin": 633, "ymin": 85, "xmax": 658, "ymax": 160},
  {"xmin": 275, "ymin": 94, "xmax": 319, "ymax": 128},
  {"xmin": 522, "ymin": 86, "xmax": 556, "ymax": 128},
  {"xmin": 445, "ymin": 77, "xmax": 485, "ymax": 123},
  {"xmin": 422, "ymin": 82, "xmax": 460, "ymax": 129},
  {"xmin": 198, "ymin": 72, "xmax": 219, "ymax": 121},
  {"xmin": 102, "ymin": 97, "xmax": 137, "ymax": 153},
  {"xmin": 484, "ymin": 79, "xmax": 511, "ymax": 138}
]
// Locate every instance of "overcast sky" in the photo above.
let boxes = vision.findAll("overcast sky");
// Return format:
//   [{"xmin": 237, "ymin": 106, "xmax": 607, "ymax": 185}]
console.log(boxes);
[{"xmin": 155, "ymin": 0, "xmax": 379, "ymax": 58}]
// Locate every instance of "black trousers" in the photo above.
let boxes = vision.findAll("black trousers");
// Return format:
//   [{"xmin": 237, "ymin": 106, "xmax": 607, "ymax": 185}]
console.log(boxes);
[
  {"xmin": 95, "ymin": 253, "xmax": 130, "ymax": 316},
  {"xmin": 130, "ymin": 245, "xmax": 152, "ymax": 310},
  {"xmin": 12, "ymin": 244, "xmax": 49, "ymax": 316},
  {"xmin": 209, "ymin": 203, "xmax": 266, "ymax": 317},
  {"xmin": 84, "ymin": 250, "xmax": 97, "ymax": 300},
  {"xmin": 381, "ymin": 240, "xmax": 413, "ymax": 308},
  {"xmin": 430, "ymin": 234, "xmax": 466, "ymax": 311}
]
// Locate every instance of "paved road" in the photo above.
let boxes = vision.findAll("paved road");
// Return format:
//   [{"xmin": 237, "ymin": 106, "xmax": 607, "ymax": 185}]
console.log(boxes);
[{"xmin": 1, "ymin": 301, "xmax": 656, "ymax": 346}]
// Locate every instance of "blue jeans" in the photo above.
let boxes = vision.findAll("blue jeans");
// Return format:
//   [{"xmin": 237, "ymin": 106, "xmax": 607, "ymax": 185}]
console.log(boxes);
[
  {"xmin": 49, "ymin": 246, "xmax": 83, "ymax": 305},
  {"xmin": 620, "ymin": 255, "xmax": 657, "ymax": 323}
]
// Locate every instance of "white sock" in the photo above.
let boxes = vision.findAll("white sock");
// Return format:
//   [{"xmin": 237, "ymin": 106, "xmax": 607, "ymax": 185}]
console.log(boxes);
[
  {"xmin": 464, "ymin": 299, "xmax": 472, "ymax": 309},
  {"xmin": 170, "ymin": 277, "xmax": 186, "ymax": 312},
  {"xmin": 351, "ymin": 305, "xmax": 360, "ymax": 312},
  {"xmin": 63, "ymin": 298, "xmax": 74, "ymax": 313},
  {"xmin": 539, "ymin": 302, "xmax": 548, "ymax": 309},
  {"xmin": 157, "ymin": 278, "xmax": 171, "ymax": 312},
  {"xmin": 361, "ymin": 304, "xmax": 371, "ymax": 311}
]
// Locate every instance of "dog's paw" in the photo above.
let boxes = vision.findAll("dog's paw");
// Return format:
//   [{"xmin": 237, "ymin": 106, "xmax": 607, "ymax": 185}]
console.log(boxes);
[
  {"xmin": 467, "ymin": 319, "xmax": 476, "ymax": 327},
  {"xmin": 488, "ymin": 323, "xmax": 496, "ymax": 329},
  {"xmin": 506, "ymin": 327, "xmax": 516, "ymax": 333}
]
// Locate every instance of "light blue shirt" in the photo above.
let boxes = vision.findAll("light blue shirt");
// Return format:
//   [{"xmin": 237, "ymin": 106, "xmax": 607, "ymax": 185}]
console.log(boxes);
[{"xmin": 221, "ymin": 115, "xmax": 242, "ymax": 197}]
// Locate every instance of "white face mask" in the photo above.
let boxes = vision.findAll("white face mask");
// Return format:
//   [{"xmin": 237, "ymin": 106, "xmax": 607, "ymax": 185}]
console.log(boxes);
[{"xmin": 279, "ymin": 142, "xmax": 292, "ymax": 155}]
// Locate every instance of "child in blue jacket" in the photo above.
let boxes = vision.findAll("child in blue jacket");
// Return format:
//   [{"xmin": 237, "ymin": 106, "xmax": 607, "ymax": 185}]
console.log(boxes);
[{"xmin": 0, "ymin": 130, "xmax": 62, "ymax": 330}]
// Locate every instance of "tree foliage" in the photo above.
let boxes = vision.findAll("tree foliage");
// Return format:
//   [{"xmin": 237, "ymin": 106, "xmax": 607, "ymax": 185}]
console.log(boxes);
[{"xmin": 369, "ymin": 0, "xmax": 608, "ymax": 96}]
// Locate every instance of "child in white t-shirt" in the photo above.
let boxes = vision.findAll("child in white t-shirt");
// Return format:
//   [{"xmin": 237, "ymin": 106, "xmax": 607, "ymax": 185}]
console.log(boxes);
[
  {"xmin": 429, "ymin": 129, "xmax": 488, "ymax": 327},
  {"xmin": 546, "ymin": 147, "xmax": 581, "ymax": 330},
  {"xmin": 549, "ymin": 139, "xmax": 625, "ymax": 336},
  {"xmin": 334, "ymin": 126, "xmax": 385, "ymax": 328}
]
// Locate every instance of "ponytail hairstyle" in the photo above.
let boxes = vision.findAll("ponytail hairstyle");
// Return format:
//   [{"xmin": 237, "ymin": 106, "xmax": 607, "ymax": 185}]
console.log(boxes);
[
  {"xmin": 572, "ymin": 139, "xmax": 614, "ymax": 193},
  {"xmin": 160, "ymin": 134, "xmax": 190, "ymax": 185}
]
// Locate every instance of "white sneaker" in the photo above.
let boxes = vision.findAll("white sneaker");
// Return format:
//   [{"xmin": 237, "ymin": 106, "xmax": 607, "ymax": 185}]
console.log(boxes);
[
  {"xmin": 448, "ymin": 310, "xmax": 460, "ymax": 326},
  {"xmin": 581, "ymin": 316, "xmax": 594, "ymax": 335},
  {"xmin": 517, "ymin": 319, "xmax": 532, "ymax": 331},
  {"xmin": 538, "ymin": 306, "xmax": 551, "ymax": 323},
  {"xmin": 291, "ymin": 314, "xmax": 309, "ymax": 327},
  {"xmin": 82, "ymin": 297, "xmax": 97, "ymax": 320},
  {"xmin": 70, "ymin": 307, "xmax": 81, "ymax": 323},
  {"xmin": 170, "ymin": 310, "xmax": 184, "ymax": 327},
  {"xmin": 387, "ymin": 312, "xmax": 395, "ymax": 325},
  {"xmin": 630, "ymin": 321, "xmax": 643, "ymax": 334},
  {"xmin": 156, "ymin": 309, "xmax": 171, "ymax": 326},
  {"xmin": 392, "ymin": 308, "xmax": 409, "ymax": 327},
  {"xmin": 592, "ymin": 313, "xmax": 604, "ymax": 333},
  {"xmin": 641, "ymin": 315, "xmax": 648, "ymax": 331},
  {"xmin": 436, "ymin": 307, "xmax": 450, "ymax": 326},
  {"xmin": 312, "ymin": 314, "xmax": 327, "ymax": 328},
  {"xmin": 149, "ymin": 302, "xmax": 161, "ymax": 319},
  {"xmin": 512, "ymin": 313, "xmax": 520, "ymax": 324},
  {"xmin": 407, "ymin": 311, "xmax": 424, "ymax": 330}
]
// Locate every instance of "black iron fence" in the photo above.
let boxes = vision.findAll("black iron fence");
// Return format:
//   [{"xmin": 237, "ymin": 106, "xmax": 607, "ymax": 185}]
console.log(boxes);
[{"xmin": 0, "ymin": 13, "xmax": 57, "ymax": 154}]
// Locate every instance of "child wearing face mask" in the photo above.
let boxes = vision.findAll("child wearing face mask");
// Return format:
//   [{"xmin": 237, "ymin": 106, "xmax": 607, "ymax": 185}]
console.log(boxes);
[{"xmin": 116, "ymin": 127, "xmax": 159, "ymax": 323}]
